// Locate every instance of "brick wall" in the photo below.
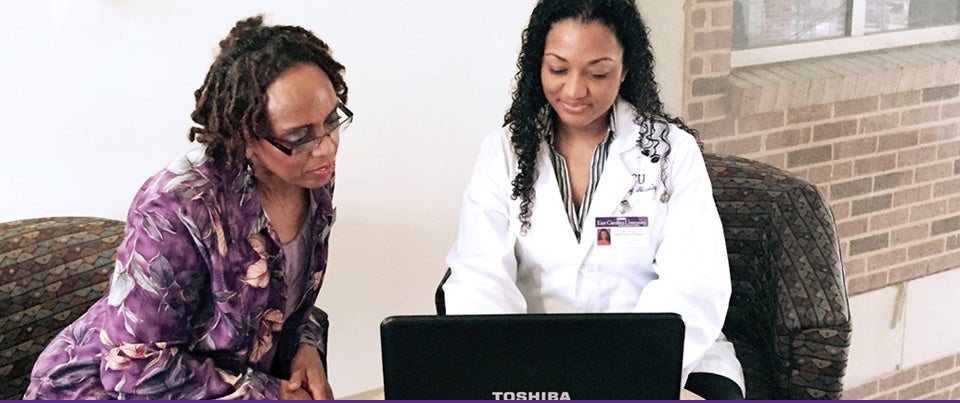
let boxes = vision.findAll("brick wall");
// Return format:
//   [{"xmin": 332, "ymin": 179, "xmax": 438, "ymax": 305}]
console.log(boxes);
[
  {"xmin": 842, "ymin": 354, "xmax": 960, "ymax": 399},
  {"xmin": 682, "ymin": 0, "xmax": 960, "ymax": 399}
]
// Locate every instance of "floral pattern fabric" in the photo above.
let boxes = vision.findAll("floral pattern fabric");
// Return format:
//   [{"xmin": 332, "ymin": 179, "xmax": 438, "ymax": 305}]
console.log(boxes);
[{"xmin": 23, "ymin": 148, "xmax": 334, "ymax": 400}]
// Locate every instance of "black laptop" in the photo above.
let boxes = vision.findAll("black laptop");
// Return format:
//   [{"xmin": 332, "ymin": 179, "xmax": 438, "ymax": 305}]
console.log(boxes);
[{"xmin": 380, "ymin": 312, "xmax": 685, "ymax": 400}]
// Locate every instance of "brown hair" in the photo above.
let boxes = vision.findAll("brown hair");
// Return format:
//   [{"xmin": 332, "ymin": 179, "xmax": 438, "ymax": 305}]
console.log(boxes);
[{"xmin": 188, "ymin": 15, "xmax": 348, "ymax": 170}]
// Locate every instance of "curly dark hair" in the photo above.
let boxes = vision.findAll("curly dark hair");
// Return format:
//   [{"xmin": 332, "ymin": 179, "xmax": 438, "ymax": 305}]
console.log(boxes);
[
  {"xmin": 188, "ymin": 15, "xmax": 348, "ymax": 171},
  {"xmin": 505, "ymin": 0, "xmax": 698, "ymax": 234}
]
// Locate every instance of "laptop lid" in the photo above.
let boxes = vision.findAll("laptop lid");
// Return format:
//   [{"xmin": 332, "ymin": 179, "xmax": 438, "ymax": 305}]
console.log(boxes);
[{"xmin": 380, "ymin": 312, "xmax": 684, "ymax": 400}]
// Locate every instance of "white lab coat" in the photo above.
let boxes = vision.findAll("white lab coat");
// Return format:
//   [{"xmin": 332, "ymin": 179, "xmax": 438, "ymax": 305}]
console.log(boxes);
[{"xmin": 444, "ymin": 99, "xmax": 745, "ymax": 392}]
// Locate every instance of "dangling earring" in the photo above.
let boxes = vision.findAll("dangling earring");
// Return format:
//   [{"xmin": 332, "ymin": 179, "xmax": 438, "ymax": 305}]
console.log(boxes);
[{"xmin": 242, "ymin": 155, "xmax": 259, "ymax": 187}]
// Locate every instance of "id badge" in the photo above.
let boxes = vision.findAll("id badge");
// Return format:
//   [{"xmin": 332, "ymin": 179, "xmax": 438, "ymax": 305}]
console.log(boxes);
[{"xmin": 595, "ymin": 216, "xmax": 649, "ymax": 247}]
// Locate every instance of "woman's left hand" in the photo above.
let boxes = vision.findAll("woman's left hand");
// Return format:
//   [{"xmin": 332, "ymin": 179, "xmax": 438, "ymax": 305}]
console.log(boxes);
[{"xmin": 288, "ymin": 345, "xmax": 333, "ymax": 399}]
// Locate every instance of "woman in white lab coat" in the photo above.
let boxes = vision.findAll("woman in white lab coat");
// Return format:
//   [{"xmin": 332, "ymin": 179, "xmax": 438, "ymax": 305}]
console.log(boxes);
[{"xmin": 444, "ymin": 0, "xmax": 745, "ymax": 399}]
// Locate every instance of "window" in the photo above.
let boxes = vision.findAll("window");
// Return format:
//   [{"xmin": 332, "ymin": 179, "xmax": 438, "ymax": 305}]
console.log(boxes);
[
  {"xmin": 865, "ymin": 0, "xmax": 960, "ymax": 33},
  {"xmin": 732, "ymin": 0, "xmax": 960, "ymax": 66},
  {"xmin": 733, "ymin": 0, "xmax": 849, "ymax": 49}
]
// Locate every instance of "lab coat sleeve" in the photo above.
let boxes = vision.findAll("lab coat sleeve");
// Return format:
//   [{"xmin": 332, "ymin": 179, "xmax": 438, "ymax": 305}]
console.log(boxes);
[
  {"xmin": 444, "ymin": 131, "xmax": 527, "ymax": 314},
  {"xmin": 632, "ymin": 130, "xmax": 731, "ymax": 375}
]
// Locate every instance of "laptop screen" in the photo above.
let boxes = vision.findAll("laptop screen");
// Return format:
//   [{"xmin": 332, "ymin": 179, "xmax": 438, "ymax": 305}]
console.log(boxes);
[{"xmin": 380, "ymin": 312, "xmax": 684, "ymax": 400}]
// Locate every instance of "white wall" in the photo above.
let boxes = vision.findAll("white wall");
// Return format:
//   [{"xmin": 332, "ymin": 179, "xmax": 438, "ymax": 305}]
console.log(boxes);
[
  {"xmin": 0, "ymin": 0, "xmax": 686, "ymax": 397},
  {"xmin": 846, "ymin": 269, "xmax": 960, "ymax": 387},
  {"xmin": 635, "ymin": 0, "xmax": 685, "ymax": 117}
]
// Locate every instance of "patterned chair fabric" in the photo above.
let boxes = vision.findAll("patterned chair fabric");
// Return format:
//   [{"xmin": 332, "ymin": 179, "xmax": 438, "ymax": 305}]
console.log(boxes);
[
  {"xmin": 0, "ymin": 216, "xmax": 331, "ymax": 400},
  {"xmin": 706, "ymin": 153, "xmax": 851, "ymax": 400},
  {"xmin": 0, "ymin": 217, "xmax": 123, "ymax": 400},
  {"xmin": 434, "ymin": 153, "xmax": 852, "ymax": 400}
]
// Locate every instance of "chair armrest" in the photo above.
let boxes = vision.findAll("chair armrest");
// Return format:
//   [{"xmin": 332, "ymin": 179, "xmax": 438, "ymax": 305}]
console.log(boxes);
[
  {"xmin": 435, "ymin": 268, "xmax": 452, "ymax": 315},
  {"xmin": 782, "ymin": 327, "xmax": 852, "ymax": 398},
  {"xmin": 762, "ymin": 169, "xmax": 850, "ymax": 399}
]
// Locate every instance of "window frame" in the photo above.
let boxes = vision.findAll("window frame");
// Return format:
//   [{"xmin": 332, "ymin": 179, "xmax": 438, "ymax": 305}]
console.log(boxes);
[{"xmin": 731, "ymin": 0, "xmax": 960, "ymax": 67}]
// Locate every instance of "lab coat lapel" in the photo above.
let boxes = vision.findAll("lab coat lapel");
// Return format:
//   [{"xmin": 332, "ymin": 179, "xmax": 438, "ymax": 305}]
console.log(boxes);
[{"xmin": 527, "ymin": 141, "xmax": 583, "ymax": 253}]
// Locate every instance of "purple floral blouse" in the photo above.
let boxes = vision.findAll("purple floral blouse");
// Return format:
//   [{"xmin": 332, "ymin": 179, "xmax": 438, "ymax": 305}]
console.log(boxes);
[{"xmin": 24, "ymin": 148, "xmax": 334, "ymax": 399}]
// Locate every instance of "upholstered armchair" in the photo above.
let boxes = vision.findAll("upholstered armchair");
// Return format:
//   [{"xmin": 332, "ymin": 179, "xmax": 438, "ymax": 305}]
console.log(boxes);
[
  {"xmin": 0, "ymin": 217, "xmax": 121, "ymax": 400},
  {"xmin": 0, "ymin": 216, "xmax": 330, "ymax": 399},
  {"xmin": 707, "ymin": 153, "xmax": 851, "ymax": 399},
  {"xmin": 435, "ymin": 153, "xmax": 852, "ymax": 400}
]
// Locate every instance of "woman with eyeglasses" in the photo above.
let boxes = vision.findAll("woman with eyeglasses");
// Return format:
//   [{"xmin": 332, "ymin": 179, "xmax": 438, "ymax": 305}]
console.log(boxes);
[
  {"xmin": 443, "ymin": 0, "xmax": 744, "ymax": 399},
  {"xmin": 24, "ymin": 16, "xmax": 349, "ymax": 400}
]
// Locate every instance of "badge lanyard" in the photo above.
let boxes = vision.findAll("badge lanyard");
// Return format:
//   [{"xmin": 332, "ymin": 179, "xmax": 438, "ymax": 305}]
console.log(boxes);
[{"xmin": 619, "ymin": 173, "xmax": 655, "ymax": 214}]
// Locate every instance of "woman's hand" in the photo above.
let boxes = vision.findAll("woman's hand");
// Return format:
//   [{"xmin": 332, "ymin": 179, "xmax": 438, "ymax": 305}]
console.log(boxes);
[
  {"xmin": 280, "ymin": 379, "xmax": 313, "ymax": 400},
  {"xmin": 287, "ymin": 344, "xmax": 334, "ymax": 399}
]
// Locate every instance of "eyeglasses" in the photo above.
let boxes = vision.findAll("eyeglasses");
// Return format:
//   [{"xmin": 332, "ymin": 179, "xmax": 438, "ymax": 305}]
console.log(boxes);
[{"xmin": 262, "ymin": 102, "xmax": 353, "ymax": 156}]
